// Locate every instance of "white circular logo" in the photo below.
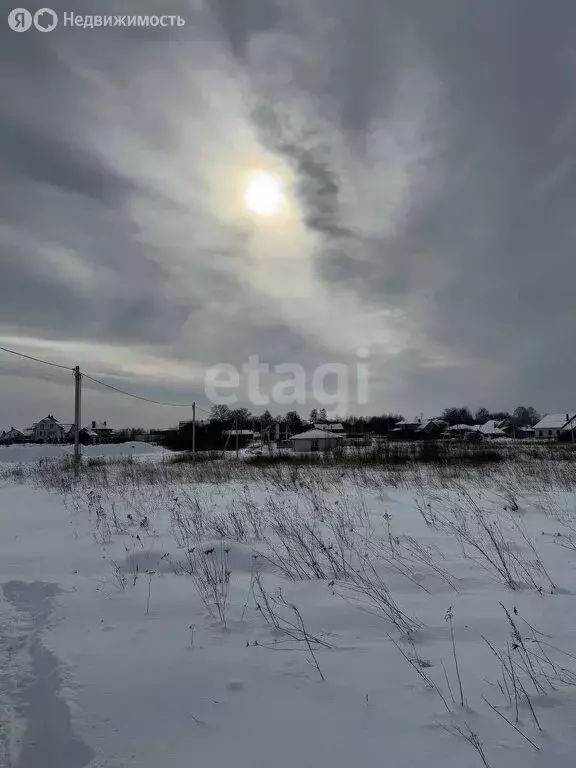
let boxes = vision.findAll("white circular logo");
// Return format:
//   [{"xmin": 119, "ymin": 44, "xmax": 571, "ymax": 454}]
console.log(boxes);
[
  {"xmin": 33, "ymin": 7, "xmax": 57, "ymax": 31},
  {"xmin": 8, "ymin": 8, "xmax": 32, "ymax": 31}
]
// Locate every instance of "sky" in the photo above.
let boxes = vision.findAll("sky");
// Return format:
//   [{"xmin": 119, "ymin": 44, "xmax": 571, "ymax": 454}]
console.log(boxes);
[{"xmin": 1, "ymin": 0, "xmax": 576, "ymax": 429}]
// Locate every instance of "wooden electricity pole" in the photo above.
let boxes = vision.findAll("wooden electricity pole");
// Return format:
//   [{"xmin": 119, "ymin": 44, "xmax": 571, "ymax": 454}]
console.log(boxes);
[
  {"xmin": 73, "ymin": 365, "xmax": 82, "ymax": 477},
  {"xmin": 191, "ymin": 402, "xmax": 196, "ymax": 461}
]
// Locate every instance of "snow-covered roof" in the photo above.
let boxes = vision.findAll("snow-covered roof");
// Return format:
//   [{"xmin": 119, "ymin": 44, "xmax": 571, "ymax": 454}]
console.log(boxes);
[
  {"xmin": 477, "ymin": 420, "xmax": 506, "ymax": 436},
  {"xmin": 533, "ymin": 413, "xmax": 576, "ymax": 430},
  {"xmin": 448, "ymin": 423, "xmax": 475, "ymax": 431},
  {"xmin": 314, "ymin": 423, "xmax": 345, "ymax": 432},
  {"xmin": 292, "ymin": 429, "xmax": 344, "ymax": 440},
  {"xmin": 35, "ymin": 415, "xmax": 61, "ymax": 425},
  {"xmin": 416, "ymin": 418, "xmax": 447, "ymax": 431}
]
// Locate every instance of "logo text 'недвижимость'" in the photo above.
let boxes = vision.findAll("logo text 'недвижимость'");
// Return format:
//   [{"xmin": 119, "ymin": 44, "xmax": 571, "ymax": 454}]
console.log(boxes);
[{"xmin": 7, "ymin": 8, "xmax": 186, "ymax": 31}]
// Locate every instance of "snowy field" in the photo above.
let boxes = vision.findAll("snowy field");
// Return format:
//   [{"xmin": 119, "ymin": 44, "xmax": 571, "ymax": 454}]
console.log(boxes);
[
  {"xmin": 0, "ymin": 442, "xmax": 169, "ymax": 464},
  {"xmin": 2, "ymin": 456, "xmax": 576, "ymax": 767}
]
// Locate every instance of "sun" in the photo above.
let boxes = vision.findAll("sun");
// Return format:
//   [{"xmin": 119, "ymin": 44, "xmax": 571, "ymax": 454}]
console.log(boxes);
[{"xmin": 244, "ymin": 171, "xmax": 284, "ymax": 216}]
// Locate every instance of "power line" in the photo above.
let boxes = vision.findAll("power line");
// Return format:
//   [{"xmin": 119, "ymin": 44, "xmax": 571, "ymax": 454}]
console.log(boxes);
[
  {"xmin": 0, "ymin": 345, "xmax": 74, "ymax": 372},
  {"xmin": 82, "ymin": 374, "xmax": 196, "ymax": 407},
  {"xmin": 0, "ymin": 343, "xmax": 215, "ymax": 412}
]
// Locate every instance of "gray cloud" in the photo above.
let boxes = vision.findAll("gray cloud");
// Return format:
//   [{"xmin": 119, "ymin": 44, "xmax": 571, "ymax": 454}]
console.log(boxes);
[
  {"xmin": 0, "ymin": 120, "xmax": 137, "ymax": 205},
  {"xmin": 1, "ymin": 0, "xmax": 576, "ymax": 428}
]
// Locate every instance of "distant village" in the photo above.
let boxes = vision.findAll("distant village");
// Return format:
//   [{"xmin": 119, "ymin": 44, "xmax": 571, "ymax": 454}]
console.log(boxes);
[
  {"xmin": 165, "ymin": 407, "xmax": 576, "ymax": 454},
  {"xmin": 252, "ymin": 413, "xmax": 576, "ymax": 452},
  {"xmin": 1, "ymin": 409, "xmax": 575, "ymax": 452},
  {"xmin": 0, "ymin": 414, "xmax": 145, "ymax": 446}
]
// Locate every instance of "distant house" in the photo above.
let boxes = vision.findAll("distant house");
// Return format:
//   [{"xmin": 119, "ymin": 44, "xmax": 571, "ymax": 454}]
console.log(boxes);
[
  {"xmin": 388, "ymin": 418, "xmax": 449, "ymax": 441},
  {"xmin": 389, "ymin": 419, "xmax": 424, "ymax": 440},
  {"xmin": 448, "ymin": 424, "xmax": 476, "ymax": 437},
  {"xmin": 31, "ymin": 415, "xmax": 66, "ymax": 443},
  {"xmin": 0, "ymin": 427, "xmax": 31, "ymax": 445},
  {"xmin": 291, "ymin": 428, "xmax": 344, "ymax": 453},
  {"xmin": 476, "ymin": 420, "xmax": 507, "ymax": 439},
  {"xmin": 59, "ymin": 424, "xmax": 74, "ymax": 442},
  {"xmin": 415, "ymin": 419, "xmax": 448, "ymax": 439},
  {"xmin": 64, "ymin": 426, "xmax": 99, "ymax": 445},
  {"xmin": 518, "ymin": 426, "xmax": 536, "ymax": 438},
  {"xmin": 89, "ymin": 421, "xmax": 114, "ymax": 442},
  {"xmin": 314, "ymin": 422, "xmax": 346, "ymax": 434},
  {"xmin": 80, "ymin": 428, "xmax": 99, "ymax": 445},
  {"xmin": 63, "ymin": 420, "xmax": 114, "ymax": 444},
  {"xmin": 533, "ymin": 413, "xmax": 576, "ymax": 440}
]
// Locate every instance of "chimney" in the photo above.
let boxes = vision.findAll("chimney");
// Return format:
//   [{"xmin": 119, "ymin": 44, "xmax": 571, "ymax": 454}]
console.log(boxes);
[
  {"xmin": 92, "ymin": 421, "xmax": 96, "ymax": 429},
  {"xmin": 567, "ymin": 414, "xmax": 570, "ymax": 423}
]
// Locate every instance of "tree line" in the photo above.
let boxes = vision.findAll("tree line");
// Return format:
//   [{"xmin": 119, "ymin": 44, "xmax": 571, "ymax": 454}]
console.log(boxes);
[{"xmin": 438, "ymin": 406, "xmax": 540, "ymax": 427}]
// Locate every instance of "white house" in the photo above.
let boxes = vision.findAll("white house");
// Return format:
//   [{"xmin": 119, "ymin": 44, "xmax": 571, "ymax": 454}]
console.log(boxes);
[
  {"xmin": 31, "ymin": 415, "xmax": 66, "ymax": 443},
  {"xmin": 533, "ymin": 413, "xmax": 576, "ymax": 440},
  {"xmin": 291, "ymin": 428, "xmax": 344, "ymax": 453}
]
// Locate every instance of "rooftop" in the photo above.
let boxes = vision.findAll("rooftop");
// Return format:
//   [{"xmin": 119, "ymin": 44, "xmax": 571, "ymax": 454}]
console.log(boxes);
[
  {"xmin": 314, "ymin": 422, "xmax": 345, "ymax": 432},
  {"xmin": 533, "ymin": 413, "xmax": 576, "ymax": 430},
  {"xmin": 91, "ymin": 422, "xmax": 112, "ymax": 430},
  {"xmin": 476, "ymin": 420, "xmax": 506, "ymax": 436},
  {"xmin": 292, "ymin": 429, "xmax": 345, "ymax": 440}
]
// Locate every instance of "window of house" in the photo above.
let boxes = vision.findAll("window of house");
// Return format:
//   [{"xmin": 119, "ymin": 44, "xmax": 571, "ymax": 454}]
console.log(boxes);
[{"xmin": 548, "ymin": 430, "xmax": 552, "ymax": 436}]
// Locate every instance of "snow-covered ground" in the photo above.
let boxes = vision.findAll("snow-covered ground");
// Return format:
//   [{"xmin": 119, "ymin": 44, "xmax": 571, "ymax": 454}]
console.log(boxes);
[
  {"xmin": 0, "ymin": 442, "xmax": 168, "ymax": 464},
  {"xmin": 2, "ymin": 459, "xmax": 576, "ymax": 767}
]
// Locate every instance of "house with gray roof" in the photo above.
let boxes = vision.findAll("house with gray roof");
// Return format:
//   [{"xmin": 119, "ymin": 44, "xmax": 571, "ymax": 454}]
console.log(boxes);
[{"xmin": 533, "ymin": 413, "xmax": 576, "ymax": 439}]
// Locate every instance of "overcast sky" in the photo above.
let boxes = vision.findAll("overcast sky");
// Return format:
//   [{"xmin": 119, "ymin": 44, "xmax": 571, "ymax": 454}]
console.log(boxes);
[{"xmin": 2, "ymin": 0, "xmax": 575, "ymax": 428}]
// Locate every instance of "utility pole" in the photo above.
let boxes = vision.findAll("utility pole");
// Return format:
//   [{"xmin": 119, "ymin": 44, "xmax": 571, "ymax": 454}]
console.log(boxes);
[
  {"xmin": 235, "ymin": 417, "xmax": 239, "ymax": 459},
  {"xmin": 73, "ymin": 365, "xmax": 82, "ymax": 477},
  {"xmin": 191, "ymin": 402, "xmax": 196, "ymax": 461}
]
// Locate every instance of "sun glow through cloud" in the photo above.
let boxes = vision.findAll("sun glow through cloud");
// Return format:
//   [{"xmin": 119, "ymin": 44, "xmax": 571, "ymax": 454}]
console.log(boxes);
[{"xmin": 244, "ymin": 171, "xmax": 285, "ymax": 216}]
